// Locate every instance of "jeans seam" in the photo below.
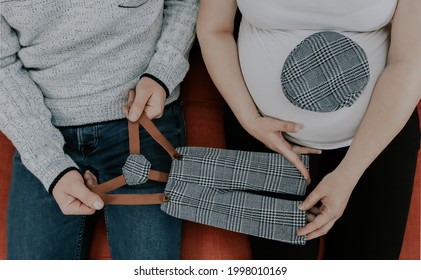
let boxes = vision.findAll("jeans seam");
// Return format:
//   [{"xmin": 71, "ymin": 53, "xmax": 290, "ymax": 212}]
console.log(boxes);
[
  {"xmin": 76, "ymin": 128, "xmax": 90, "ymax": 166},
  {"xmin": 92, "ymin": 124, "xmax": 100, "ymax": 151},
  {"xmin": 74, "ymin": 216, "xmax": 87, "ymax": 260},
  {"xmin": 103, "ymin": 207, "xmax": 113, "ymax": 259}
]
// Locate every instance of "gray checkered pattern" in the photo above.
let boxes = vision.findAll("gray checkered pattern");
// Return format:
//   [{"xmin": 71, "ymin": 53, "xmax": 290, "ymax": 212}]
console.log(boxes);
[
  {"xmin": 122, "ymin": 154, "xmax": 151, "ymax": 185},
  {"xmin": 281, "ymin": 31, "xmax": 370, "ymax": 112},
  {"xmin": 161, "ymin": 147, "xmax": 308, "ymax": 244}
]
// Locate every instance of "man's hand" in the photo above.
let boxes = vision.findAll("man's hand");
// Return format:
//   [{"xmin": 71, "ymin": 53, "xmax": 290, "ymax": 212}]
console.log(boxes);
[
  {"xmin": 52, "ymin": 170, "xmax": 104, "ymax": 215},
  {"xmin": 124, "ymin": 76, "xmax": 167, "ymax": 121},
  {"xmin": 83, "ymin": 170, "xmax": 98, "ymax": 188}
]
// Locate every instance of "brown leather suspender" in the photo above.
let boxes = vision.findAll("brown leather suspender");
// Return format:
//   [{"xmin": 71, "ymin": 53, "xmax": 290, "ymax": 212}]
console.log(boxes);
[{"xmin": 90, "ymin": 116, "xmax": 179, "ymax": 205}]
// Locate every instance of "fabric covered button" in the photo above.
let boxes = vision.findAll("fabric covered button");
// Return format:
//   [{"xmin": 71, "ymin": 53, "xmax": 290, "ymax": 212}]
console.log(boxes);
[
  {"xmin": 122, "ymin": 154, "xmax": 151, "ymax": 185},
  {"xmin": 281, "ymin": 31, "xmax": 370, "ymax": 112}
]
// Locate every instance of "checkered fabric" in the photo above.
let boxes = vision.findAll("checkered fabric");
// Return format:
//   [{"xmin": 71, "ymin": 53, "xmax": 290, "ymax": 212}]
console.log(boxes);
[
  {"xmin": 281, "ymin": 31, "xmax": 370, "ymax": 112},
  {"xmin": 161, "ymin": 147, "xmax": 308, "ymax": 244},
  {"xmin": 122, "ymin": 154, "xmax": 151, "ymax": 185}
]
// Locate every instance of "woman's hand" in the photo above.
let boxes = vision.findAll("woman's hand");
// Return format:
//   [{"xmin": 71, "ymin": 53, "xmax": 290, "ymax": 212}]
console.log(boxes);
[
  {"xmin": 296, "ymin": 168, "xmax": 357, "ymax": 240},
  {"xmin": 245, "ymin": 115, "xmax": 321, "ymax": 182}
]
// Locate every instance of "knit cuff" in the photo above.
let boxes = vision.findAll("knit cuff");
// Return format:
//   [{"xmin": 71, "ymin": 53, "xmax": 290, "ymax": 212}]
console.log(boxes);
[
  {"xmin": 48, "ymin": 167, "xmax": 81, "ymax": 195},
  {"xmin": 140, "ymin": 73, "xmax": 170, "ymax": 97},
  {"xmin": 143, "ymin": 45, "xmax": 190, "ymax": 95}
]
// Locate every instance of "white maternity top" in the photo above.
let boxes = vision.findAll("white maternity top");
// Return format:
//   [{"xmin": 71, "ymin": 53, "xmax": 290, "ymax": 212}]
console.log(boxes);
[{"xmin": 237, "ymin": 0, "xmax": 398, "ymax": 149}]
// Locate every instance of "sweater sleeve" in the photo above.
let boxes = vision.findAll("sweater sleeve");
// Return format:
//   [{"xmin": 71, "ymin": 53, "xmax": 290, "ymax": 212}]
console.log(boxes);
[
  {"xmin": 0, "ymin": 15, "xmax": 79, "ymax": 192},
  {"xmin": 142, "ymin": 0, "xmax": 199, "ymax": 95}
]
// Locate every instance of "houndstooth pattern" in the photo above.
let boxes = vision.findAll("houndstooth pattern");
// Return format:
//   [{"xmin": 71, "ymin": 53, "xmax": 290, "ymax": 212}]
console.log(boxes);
[
  {"xmin": 168, "ymin": 147, "xmax": 308, "ymax": 195},
  {"xmin": 281, "ymin": 31, "xmax": 370, "ymax": 112},
  {"xmin": 161, "ymin": 147, "xmax": 308, "ymax": 244},
  {"xmin": 122, "ymin": 154, "xmax": 151, "ymax": 185}
]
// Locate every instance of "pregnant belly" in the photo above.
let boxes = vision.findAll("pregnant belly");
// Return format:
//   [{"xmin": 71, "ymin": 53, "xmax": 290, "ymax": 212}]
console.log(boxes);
[{"xmin": 238, "ymin": 22, "xmax": 389, "ymax": 149}]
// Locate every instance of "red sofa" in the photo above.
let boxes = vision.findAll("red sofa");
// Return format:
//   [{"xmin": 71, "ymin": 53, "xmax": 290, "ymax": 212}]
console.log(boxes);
[{"xmin": 0, "ymin": 41, "xmax": 420, "ymax": 260}]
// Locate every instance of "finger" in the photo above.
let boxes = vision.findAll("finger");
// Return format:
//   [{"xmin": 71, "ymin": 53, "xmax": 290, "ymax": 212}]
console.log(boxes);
[
  {"xmin": 128, "ymin": 92, "xmax": 149, "ymax": 122},
  {"xmin": 127, "ymin": 89, "xmax": 135, "ymax": 107},
  {"xmin": 122, "ymin": 89, "xmax": 136, "ymax": 119},
  {"xmin": 54, "ymin": 189, "xmax": 97, "ymax": 215},
  {"xmin": 306, "ymin": 220, "xmax": 335, "ymax": 240},
  {"xmin": 292, "ymin": 145, "xmax": 322, "ymax": 155},
  {"xmin": 272, "ymin": 119, "xmax": 300, "ymax": 133},
  {"xmin": 85, "ymin": 178, "xmax": 96, "ymax": 188},
  {"xmin": 64, "ymin": 199, "xmax": 97, "ymax": 215},
  {"xmin": 296, "ymin": 211, "xmax": 331, "ymax": 236},
  {"xmin": 306, "ymin": 213, "xmax": 316, "ymax": 222},
  {"xmin": 70, "ymin": 184, "xmax": 104, "ymax": 211},
  {"xmin": 83, "ymin": 170, "xmax": 97, "ymax": 182},
  {"xmin": 142, "ymin": 89, "xmax": 165, "ymax": 119},
  {"xmin": 282, "ymin": 149, "xmax": 311, "ymax": 182},
  {"xmin": 122, "ymin": 105, "xmax": 130, "ymax": 119},
  {"xmin": 143, "ymin": 95, "xmax": 164, "ymax": 119},
  {"xmin": 308, "ymin": 206, "xmax": 321, "ymax": 215},
  {"xmin": 83, "ymin": 170, "xmax": 98, "ymax": 188},
  {"xmin": 144, "ymin": 106, "xmax": 163, "ymax": 120},
  {"xmin": 298, "ymin": 188, "xmax": 323, "ymax": 211}
]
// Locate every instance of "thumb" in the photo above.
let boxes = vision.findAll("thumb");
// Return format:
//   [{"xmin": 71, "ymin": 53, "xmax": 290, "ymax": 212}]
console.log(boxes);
[
  {"xmin": 298, "ymin": 189, "xmax": 321, "ymax": 211},
  {"xmin": 74, "ymin": 186, "xmax": 104, "ymax": 210},
  {"xmin": 128, "ymin": 91, "xmax": 149, "ymax": 122}
]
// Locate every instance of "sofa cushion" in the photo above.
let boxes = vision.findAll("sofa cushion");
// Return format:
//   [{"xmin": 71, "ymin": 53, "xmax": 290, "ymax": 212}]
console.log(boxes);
[{"xmin": 0, "ymin": 132, "xmax": 14, "ymax": 260}]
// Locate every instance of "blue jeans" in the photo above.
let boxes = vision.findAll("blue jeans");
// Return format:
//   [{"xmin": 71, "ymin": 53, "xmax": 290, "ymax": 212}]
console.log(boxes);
[{"xmin": 7, "ymin": 101, "xmax": 186, "ymax": 260}]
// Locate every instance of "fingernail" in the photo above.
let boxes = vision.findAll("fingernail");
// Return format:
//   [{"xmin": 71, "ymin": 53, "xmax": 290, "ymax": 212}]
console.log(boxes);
[
  {"xmin": 129, "ymin": 111, "xmax": 138, "ymax": 122},
  {"xmin": 298, "ymin": 203, "xmax": 304, "ymax": 210},
  {"xmin": 93, "ymin": 200, "xmax": 103, "ymax": 210}
]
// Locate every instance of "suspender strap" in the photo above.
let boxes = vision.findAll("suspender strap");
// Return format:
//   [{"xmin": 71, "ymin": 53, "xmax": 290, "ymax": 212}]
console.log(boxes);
[
  {"xmin": 148, "ymin": 169, "xmax": 169, "ymax": 182},
  {"xmin": 99, "ymin": 193, "xmax": 169, "ymax": 205},
  {"xmin": 138, "ymin": 114, "xmax": 182, "ymax": 160},
  {"xmin": 128, "ymin": 121, "xmax": 140, "ymax": 154},
  {"xmin": 90, "ymin": 114, "xmax": 176, "ymax": 205},
  {"xmin": 91, "ymin": 175, "xmax": 126, "ymax": 194}
]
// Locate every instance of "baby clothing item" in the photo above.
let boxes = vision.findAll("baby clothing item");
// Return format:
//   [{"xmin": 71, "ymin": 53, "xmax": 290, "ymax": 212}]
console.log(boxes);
[
  {"xmin": 92, "ymin": 115, "xmax": 309, "ymax": 245},
  {"xmin": 162, "ymin": 146, "xmax": 308, "ymax": 245}
]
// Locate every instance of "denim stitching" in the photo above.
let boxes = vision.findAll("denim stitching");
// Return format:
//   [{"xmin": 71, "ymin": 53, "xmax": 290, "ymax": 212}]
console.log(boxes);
[
  {"xmin": 103, "ymin": 207, "xmax": 113, "ymax": 259},
  {"xmin": 74, "ymin": 216, "xmax": 87, "ymax": 260}
]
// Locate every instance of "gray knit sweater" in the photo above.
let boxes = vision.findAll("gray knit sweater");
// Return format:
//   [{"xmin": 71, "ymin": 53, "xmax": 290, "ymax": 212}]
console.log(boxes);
[{"xmin": 0, "ymin": 0, "xmax": 199, "ymax": 191}]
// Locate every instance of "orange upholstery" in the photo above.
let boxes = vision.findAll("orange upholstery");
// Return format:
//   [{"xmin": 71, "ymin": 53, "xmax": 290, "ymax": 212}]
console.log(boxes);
[
  {"xmin": 400, "ymin": 104, "xmax": 421, "ymax": 259},
  {"xmin": 0, "ymin": 42, "xmax": 419, "ymax": 260},
  {"xmin": 0, "ymin": 131, "xmax": 14, "ymax": 260}
]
